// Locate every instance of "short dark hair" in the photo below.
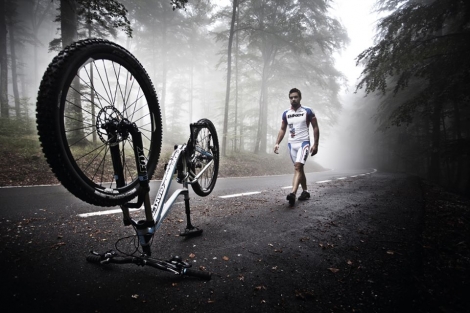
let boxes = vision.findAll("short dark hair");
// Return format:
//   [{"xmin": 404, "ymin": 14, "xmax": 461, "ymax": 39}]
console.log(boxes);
[{"xmin": 289, "ymin": 88, "xmax": 301, "ymax": 99}]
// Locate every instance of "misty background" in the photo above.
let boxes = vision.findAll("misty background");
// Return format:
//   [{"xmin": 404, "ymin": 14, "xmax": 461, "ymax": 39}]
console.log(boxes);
[{"xmin": 0, "ymin": 0, "xmax": 468, "ymax": 194}]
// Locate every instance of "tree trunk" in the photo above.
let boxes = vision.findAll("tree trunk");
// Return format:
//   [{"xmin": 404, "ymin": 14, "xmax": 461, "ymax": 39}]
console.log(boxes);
[
  {"xmin": 222, "ymin": 0, "xmax": 238, "ymax": 157},
  {"xmin": 160, "ymin": 21, "xmax": 168, "ymax": 138},
  {"xmin": 0, "ymin": 0, "xmax": 9, "ymax": 118},
  {"xmin": 60, "ymin": 0, "xmax": 77, "ymax": 47},
  {"xmin": 189, "ymin": 28, "xmax": 195, "ymax": 124},
  {"xmin": 87, "ymin": 20, "xmax": 96, "ymax": 143},
  {"xmin": 254, "ymin": 45, "xmax": 272, "ymax": 154},
  {"xmin": 30, "ymin": 0, "xmax": 52, "ymax": 90},
  {"xmin": 429, "ymin": 101, "xmax": 442, "ymax": 183},
  {"xmin": 61, "ymin": 0, "xmax": 83, "ymax": 141},
  {"xmin": 8, "ymin": 17, "xmax": 20, "ymax": 118},
  {"xmin": 234, "ymin": 5, "xmax": 240, "ymax": 152}
]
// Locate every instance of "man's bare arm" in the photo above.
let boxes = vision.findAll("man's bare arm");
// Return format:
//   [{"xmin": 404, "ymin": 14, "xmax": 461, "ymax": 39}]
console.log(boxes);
[
  {"xmin": 274, "ymin": 121, "xmax": 287, "ymax": 154},
  {"xmin": 310, "ymin": 117, "xmax": 319, "ymax": 156}
]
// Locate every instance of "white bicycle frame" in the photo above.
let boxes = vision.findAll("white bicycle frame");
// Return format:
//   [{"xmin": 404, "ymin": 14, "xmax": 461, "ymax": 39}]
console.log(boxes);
[{"xmin": 117, "ymin": 126, "xmax": 214, "ymax": 255}]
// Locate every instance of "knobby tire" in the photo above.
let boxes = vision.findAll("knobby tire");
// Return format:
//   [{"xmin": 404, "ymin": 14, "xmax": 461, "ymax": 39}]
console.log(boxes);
[{"xmin": 36, "ymin": 38, "xmax": 162, "ymax": 207}]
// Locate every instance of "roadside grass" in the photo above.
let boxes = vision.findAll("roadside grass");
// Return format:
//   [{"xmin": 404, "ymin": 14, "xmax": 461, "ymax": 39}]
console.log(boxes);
[{"xmin": 0, "ymin": 135, "xmax": 326, "ymax": 187}]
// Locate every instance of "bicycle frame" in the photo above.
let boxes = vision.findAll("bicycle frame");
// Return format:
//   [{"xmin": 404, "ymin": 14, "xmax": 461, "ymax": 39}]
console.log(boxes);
[{"xmin": 109, "ymin": 120, "xmax": 213, "ymax": 256}]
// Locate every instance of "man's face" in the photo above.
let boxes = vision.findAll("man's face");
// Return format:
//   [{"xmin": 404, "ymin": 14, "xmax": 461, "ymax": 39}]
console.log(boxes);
[{"xmin": 289, "ymin": 92, "xmax": 301, "ymax": 107}]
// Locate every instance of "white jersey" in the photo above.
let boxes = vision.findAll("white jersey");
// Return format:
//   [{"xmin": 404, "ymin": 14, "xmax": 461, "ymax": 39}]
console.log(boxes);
[{"xmin": 281, "ymin": 106, "xmax": 315, "ymax": 143}]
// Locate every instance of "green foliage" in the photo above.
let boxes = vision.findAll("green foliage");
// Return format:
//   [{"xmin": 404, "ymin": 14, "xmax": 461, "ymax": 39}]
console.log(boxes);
[
  {"xmin": 356, "ymin": 0, "xmax": 470, "ymax": 192},
  {"xmin": 357, "ymin": 0, "xmax": 470, "ymax": 99},
  {"xmin": 0, "ymin": 133, "xmax": 42, "ymax": 154},
  {"xmin": 50, "ymin": 0, "xmax": 133, "ymax": 51},
  {"xmin": 0, "ymin": 116, "xmax": 35, "ymax": 136},
  {"xmin": 79, "ymin": 0, "xmax": 132, "ymax": 37},
  {"xmin": 356, "ymin": 0, "xmax": 470, "ymax": 127},
  {"xmin": 171, "ymin": 0, "xmax": 189, "ymax": 10}
]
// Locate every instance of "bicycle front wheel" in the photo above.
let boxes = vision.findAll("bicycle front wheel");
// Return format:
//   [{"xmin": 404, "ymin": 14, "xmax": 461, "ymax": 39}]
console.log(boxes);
[
  {"xmin": 36, "ymin": 39, "xmax": 162, "ymax": 206},
  {"xmin": 189, "ymin": 119, "xmax": 219, "ymax": 197}
]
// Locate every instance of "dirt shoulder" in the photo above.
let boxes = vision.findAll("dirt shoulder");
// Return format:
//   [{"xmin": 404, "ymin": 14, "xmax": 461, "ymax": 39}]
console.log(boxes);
[{"xmin": 0, "ymin": 146, "xmax": 325, "ymax": 187}]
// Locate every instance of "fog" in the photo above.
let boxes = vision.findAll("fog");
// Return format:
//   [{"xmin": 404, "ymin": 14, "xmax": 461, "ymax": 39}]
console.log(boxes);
[
  {"xmin": 316, "ymin": 0, "xmax": 379, "ymax": 170},
  {"xmin": 3, "ymin": 0, "xmax": 382, "ymax": 171}
]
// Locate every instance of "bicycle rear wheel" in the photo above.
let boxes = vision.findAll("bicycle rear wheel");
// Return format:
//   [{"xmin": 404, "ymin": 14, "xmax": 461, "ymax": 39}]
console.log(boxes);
[
  {"xmin": 189, "ymin": 119, "xmax": 219, "ymax": 197},
  {"xmin": 36, "ymin": 38, "xmax": 162, "ymax": 206}
]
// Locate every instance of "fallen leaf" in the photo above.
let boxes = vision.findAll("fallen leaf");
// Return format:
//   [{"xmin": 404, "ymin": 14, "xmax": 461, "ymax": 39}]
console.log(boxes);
[
  {"xmin": 386, "ymin": 250, "xmax": 394, "ymax": 255},
  {"xmin": 222, "ymin": 256, "xmax": 229, "ymax": 261},
  {"xmin": 327, "ymin": 268, "xmax": 340, "ymax": 273},
  {"xmin": 189, "ymin": 253, "xmax": 196, "ymax": 258}
]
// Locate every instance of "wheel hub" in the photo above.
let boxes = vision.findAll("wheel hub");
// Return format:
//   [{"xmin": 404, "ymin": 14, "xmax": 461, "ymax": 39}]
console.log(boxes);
[{"xmin": 96, "ymin": 106, "xmax": 128, "ymax": 146}]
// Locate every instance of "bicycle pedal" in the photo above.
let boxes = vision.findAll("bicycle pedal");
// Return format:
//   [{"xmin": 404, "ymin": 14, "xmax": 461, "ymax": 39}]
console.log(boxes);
[{"xmin": 180, "ymin": 227, "xmax": 203, "ymax": 237}]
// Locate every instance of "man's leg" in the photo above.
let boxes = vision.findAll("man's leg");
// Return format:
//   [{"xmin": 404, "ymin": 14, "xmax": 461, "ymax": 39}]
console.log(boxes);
[
  {"xmin": 292, "ymin": 162, "xmax": 305, "ymax": 194},
  {"xmin": 296, "ymin": 141, "xmax": 310, "ymax": 201},
  {"xmin": 297, "ymin": 163, "xmax": 310, "ymax": 200},
  {"xmin": 299, "ymin": 164, "xmax": 307, "ymax": 191}
]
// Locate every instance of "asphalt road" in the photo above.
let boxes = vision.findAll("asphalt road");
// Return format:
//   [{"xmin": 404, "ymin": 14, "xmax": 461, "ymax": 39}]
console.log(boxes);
[
  {"xmin": 0, "ymin": 169, "xmax": 426, "ymax": 312},
  {"xmin": 0, "ymin": 169, "xmax": 374, "ymax": 218}
]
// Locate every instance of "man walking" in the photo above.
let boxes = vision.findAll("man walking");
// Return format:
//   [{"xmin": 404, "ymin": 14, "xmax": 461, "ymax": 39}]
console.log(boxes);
[{"xmin": 274, "ymin": 88, "xmax": 319, "ymax": 206}]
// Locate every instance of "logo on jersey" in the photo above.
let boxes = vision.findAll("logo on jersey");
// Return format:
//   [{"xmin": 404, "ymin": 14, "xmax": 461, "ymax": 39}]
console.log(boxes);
[
  {"xmin": 288, "ymin": 113, "xmax": 305, "ymax": 118},
  {"xmin": 289, "ymin": 124, "xmax": 295, "ymax": 138}
]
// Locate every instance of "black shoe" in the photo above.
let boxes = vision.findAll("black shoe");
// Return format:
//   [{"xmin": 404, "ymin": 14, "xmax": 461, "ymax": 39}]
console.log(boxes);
[
  {"xmin": 286, "ymin": 193, "xmax": 295, "ymax": 206},
  {"xmin": 298, "ymin": 190, "xmax": 310, "ymax": 201}
]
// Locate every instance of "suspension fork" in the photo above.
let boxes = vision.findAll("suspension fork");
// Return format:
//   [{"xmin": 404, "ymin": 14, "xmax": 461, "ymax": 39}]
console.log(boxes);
[{"xmin": 104, "ymin": 120, "xmax": 154, "ymax": 254}]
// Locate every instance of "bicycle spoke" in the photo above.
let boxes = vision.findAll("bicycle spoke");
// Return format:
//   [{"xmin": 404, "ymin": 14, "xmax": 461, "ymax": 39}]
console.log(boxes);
[
  {"xmin": 111, "ymin": 62, "xmax": 122, "ymax": 109},
  {"xmin": 81, "ymin": 63, "xmax": 110, "ymax": 109},
  {"xmin": 67, "ymin": 129, "xmax": 97, "ymax": 148},
  {"xmin": 102, "ymin": 60, "xmax": 115, "ymax": 106},
  {"xmin": 93, "ymin": 60, "xmax": 114, "ymax": 105}
]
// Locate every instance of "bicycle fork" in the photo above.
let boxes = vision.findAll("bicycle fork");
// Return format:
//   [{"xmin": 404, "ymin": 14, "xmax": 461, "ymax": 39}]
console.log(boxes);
[{"xmin": 106, "ymin": 120, "xmax": 201, "ymax": 256}]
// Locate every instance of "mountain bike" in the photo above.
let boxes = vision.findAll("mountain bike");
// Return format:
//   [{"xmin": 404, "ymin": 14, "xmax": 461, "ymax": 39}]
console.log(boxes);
[{"xmin": 36, "ymin": 38, "xmax": 219, "ymax": 280}]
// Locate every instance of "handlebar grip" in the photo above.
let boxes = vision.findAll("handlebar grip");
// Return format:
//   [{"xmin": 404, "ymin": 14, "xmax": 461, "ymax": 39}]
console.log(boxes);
[
  {"xmin": 86, "ymin": 255, "xmax": 102, "ymax": 263},
  {"xmin": 183, "ymin": 269, "xmax": 212, "ymax": 280}
]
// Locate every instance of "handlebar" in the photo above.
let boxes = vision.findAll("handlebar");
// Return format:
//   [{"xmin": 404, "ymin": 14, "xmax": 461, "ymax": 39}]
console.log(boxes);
[{"xmin": 86, "ymin": 251, "xmax": 212, "ymax": 280}]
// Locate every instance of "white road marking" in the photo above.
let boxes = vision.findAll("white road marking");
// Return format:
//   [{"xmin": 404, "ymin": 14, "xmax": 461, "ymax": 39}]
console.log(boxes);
[
  {"xmin": 77, "ymin": 201, "xmax": 184, "ymax": 218},
  {"xmin": 0, "ymin": 183, "xmax": 61, "ymax": 188},
  {"xmin": 219, "ymin": 191, "xmax": 261, "ymax": 198},
  {"xmin": 78, "ymin": 208, "xmax": 141, "ymax": 218},
  {"xmin": 316, "ymin": 180, "xmax": 332, "ymax": 183},
  {"xmin": 76, "ymin": 169, "xmax": 379, "ymax": 217}
]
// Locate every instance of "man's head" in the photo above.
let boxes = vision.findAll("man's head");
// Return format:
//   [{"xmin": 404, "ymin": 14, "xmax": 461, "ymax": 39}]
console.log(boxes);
[{"xmin": 289, "ymin": 88, "xmax": 301, "ymax": 108}]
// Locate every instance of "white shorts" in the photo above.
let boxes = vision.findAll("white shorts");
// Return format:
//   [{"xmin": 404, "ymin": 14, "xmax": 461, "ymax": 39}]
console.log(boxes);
[{"xmin": 287, "ymin": 141, "xmax": 310, "ymax": 164}]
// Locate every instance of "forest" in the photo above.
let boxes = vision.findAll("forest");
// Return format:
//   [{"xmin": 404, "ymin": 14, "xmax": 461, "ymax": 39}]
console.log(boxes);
[{"xmin": 0, "ymin": 0, "xmax": 468, "ymax": 194}]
